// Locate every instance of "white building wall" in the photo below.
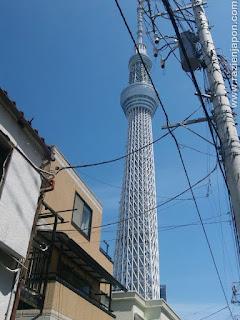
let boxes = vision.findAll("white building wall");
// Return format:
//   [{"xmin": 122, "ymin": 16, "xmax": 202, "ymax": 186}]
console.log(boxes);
[
  {"xmin": 161, "ymin": 313, "xmax": 171, "ymax": 320},
  {"xmin": 132, "ymin": 305, "xmax": 144, "ymax": 319},
  {"xmin": 112, "ymin": 292, "xmax": 181, "ymax": 320},
  {"xmin": 0, "ymin": 263, "xmax": 15, "ymax": 319},
  {"xmin": 0, "ymin": 104, "xmax": 47, "ymax": 319},
  {"xmin": 0, "ymin": 104, "xmax": 45, "ymax": 259},
  {"xmin": 0, "ymin": 105, "xmax": 44, "ymax": 166},
  {"xmin": 0, "ymin": 149, "xmax": 42, "ymax": 258}
]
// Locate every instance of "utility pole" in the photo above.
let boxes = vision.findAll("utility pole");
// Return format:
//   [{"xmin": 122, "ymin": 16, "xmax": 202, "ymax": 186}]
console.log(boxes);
[{"xmin": 192, "ymin": 0, "xmax": 240, "ymax": 242}]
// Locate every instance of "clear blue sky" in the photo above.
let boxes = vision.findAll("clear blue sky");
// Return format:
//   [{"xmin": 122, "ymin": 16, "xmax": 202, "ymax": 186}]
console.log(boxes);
[{"xmin": 0, "ymin": 1, "xmax": 239, "ymax": 319}]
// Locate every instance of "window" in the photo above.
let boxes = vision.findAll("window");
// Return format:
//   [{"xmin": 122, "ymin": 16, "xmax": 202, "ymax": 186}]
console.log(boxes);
[
  {"xmin": 72, "ymin": 193, "xmax": 92, "ymax": 239},
  {"xmin": 60, "ymin": 262, "xmax": 91, "ymax": 297},
  {"xmin": 160, "ymin": 284, "xmax": 167, "ymax": 301},
  {"xmin": 0, "ymin": 134, "xmax": 12, "ymax": 187}
]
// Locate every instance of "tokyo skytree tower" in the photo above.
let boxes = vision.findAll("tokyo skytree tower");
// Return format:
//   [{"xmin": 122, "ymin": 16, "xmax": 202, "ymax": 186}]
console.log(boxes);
[{"xmin": 114, "ymin": 0, "xmax": 160, "ymax": 300}]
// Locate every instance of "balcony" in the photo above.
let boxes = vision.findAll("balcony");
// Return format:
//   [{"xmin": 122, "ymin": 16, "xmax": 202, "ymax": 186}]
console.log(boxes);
[{"xmin": 18, "ymin": 230, "xmax": 126, "ymax": 318}]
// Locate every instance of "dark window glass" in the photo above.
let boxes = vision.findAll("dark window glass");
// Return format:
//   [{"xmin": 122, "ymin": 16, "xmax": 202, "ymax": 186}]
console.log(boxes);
[
  {"xmin": 0, "ymin": 136, "xmax": 12, "ymax": 183},
  {"xmin": 60, "ymin": 262, "xmax": 91, "ymax": 297},
  {"xmin": 72, "ymin": 193, "xmax": 92, "ymax": 239}
]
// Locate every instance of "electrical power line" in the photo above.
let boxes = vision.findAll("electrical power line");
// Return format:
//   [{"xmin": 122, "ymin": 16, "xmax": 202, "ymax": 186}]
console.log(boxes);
[
  {"xmin": 144, "ymin": 0, "xmax": 229, "ymax": 194},
  {"xmin": 138, "ymin": 0, "xmax": 195, "ymax": 84},
  {"xmin": 114, "ymin": 0, "xmax": 234, "ymax": 318},
  {"xmin": 41, "ymin": 164, "xmax": 217, "ymax": 227},
  {"xmin": 58, "ymin": 219, "xmax": 231, "ymax": 236},
  {"xmin": 158, "ymin": 0, "xmax": 228, "ymax": 186},
  {"xmin": 51, "ymin": 163, "xmax": 217, "ymax": 233},
  {"xmin": 165, "ymin": 2, "xmax": 240, "ymax": 266},
  {"xmin": 162, "ymin": 0, "xmax": 234, "ymax": 317},
  {"xmin": 78, "ymin": 171, "xmax": 121, "ymax": 189},
  {"xmin": 179, "ymin": 143, "xmax": 216, "ymax": 157},
  {"xmin": 179, "ymin": 125, "xmax": 215, "ymax": 146},
  {"xmin": 55, "ymin": 131, "xmax": 166, "ymax": 172},
  {"xmin": 196, "ymin": 306, "xmax": 228, "ymax": 320},
  {"xmin": 53, "ymin": 0, "xmax": 217, "ymax": 245},
  {"xmin": 172, "ymin": 0, "xmax": 195, "ymax": 31},
  {"xmin": 56, "ymin": 105, "xmax": 200, "ymax": 172}
]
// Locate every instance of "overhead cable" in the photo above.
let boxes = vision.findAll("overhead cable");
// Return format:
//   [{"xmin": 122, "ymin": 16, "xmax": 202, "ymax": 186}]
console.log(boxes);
[
  {"xmin": 56, "ymin": 106, "xmax": 200, "ymax": 173},
  {"xmin": 114, "ymin": 0, "xmax": 234, "ymax": 318},
  {"xmin": 196, "ymin": 306, "xmax": 228, "ymax": 320}
]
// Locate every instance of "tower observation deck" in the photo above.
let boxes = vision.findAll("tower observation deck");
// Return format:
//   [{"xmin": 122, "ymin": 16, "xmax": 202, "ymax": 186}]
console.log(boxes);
[{"xmin": 113, "ymin": 0, "xmax": 160, "ymax": 300}]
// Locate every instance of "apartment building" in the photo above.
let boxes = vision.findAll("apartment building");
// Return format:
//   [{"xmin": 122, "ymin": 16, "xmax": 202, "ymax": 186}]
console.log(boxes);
[{"xmin": 16, "ymin": 147, "xmax": 126, "ymax": 320}]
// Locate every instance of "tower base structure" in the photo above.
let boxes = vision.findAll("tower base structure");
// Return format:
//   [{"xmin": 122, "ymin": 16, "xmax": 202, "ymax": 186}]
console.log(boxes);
[{"xmin": 112, "ymin": 291, "xmax": 181, "ymax": 320}]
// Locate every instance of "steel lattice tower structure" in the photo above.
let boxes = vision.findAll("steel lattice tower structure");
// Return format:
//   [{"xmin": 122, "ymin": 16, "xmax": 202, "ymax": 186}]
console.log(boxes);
[{"xmin": 114, "ymin": 0, "xmax": 160, "ymax": 300}]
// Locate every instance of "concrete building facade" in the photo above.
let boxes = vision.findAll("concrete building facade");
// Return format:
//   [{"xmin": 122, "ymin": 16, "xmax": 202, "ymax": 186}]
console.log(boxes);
[
  {"xmin": 16, "ymin": 148, "xmax": 126, "ymax": 320},
  {"xmin": 112, "ymin": 292, "xmax": 181, "ymax": 320}
]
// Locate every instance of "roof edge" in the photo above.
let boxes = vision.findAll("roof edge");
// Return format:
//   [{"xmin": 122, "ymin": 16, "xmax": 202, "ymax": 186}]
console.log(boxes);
[{"xmin": 0, "ymin": 88, "xmax": 53, "ymax": 160}]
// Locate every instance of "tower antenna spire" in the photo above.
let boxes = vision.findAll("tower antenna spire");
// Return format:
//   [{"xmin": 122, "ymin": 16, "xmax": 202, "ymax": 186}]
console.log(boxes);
[
  {"xmin": 136, "ymin": 0, "xmax": 147, "ymax": 54},
  {"xmin": 137, "ymin": 0, "xmax": 144, "ymax": 44}
]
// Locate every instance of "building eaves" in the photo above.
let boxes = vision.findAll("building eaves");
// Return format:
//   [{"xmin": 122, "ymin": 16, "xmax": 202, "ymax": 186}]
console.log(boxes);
[
  {"xmin": 0, "ymin": 88, "xmax": 53, "ymax": 160},
  {"xmin": 40, "ymin": 230, "xmax": 127, "ymax": 292}
]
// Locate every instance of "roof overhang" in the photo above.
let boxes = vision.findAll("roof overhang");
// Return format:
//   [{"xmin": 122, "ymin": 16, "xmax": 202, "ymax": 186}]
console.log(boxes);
[
  {"xmin": 39, "ymin": 230, "xmax": 127, "ymax": 292},
  {"xmin": 0, "ymin": 88, "xmax": 53, "ymax": 160}
]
